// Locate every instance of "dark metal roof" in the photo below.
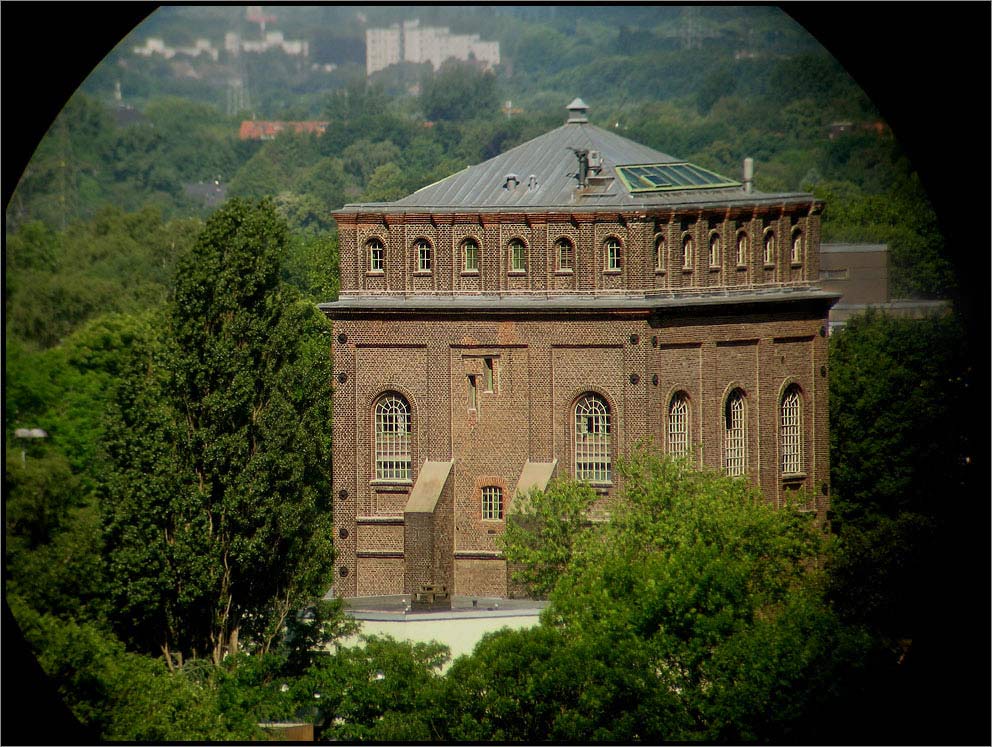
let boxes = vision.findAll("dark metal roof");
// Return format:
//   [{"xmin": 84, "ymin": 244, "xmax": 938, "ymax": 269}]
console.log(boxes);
[{"xmin": 338, "ymin": 109, "xmax": 815, "ymax": 213}]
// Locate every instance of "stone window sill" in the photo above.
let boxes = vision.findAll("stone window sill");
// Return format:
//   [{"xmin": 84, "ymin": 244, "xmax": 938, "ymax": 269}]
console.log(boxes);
[
  {"xmin": 460, "ymin": 270, "xmax": 479, "ymax": 276},
  {"xmin": 413, "ymin": 271, "xmax": 432, "ymax": 277},
  {"xmin": 603, "ymin": 269, "xmax": 621, "ymax": 275},
  {"xmin": 366, "ymin": 269, "xmax": 385, "ymax": 276},
  {"xmin": 555, "ymin": 269, "xmax": 573, "ymax": 275},
  {"xmin": 507, "ymin": 270, "xmax": 527, "ymax": 276},
  {"xmin": 370, "ymin": 480, "xmax": 413, "ymax": 491}
]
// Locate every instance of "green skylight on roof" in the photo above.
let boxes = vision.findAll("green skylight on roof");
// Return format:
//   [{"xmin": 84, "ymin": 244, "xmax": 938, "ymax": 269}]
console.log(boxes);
[{"xmin": 615, "ymin": 162, "xmax": 741, "ymax": 193}]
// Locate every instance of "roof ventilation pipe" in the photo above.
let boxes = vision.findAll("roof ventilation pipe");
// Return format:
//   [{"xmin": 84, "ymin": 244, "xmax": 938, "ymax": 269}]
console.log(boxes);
[
  {"xmin": 504, "ymin": 173, "xmax": 520, "ymax": 190},
  {"xmin": 742, "ymin": 157, "xmax": 754, "ymax": 193}
]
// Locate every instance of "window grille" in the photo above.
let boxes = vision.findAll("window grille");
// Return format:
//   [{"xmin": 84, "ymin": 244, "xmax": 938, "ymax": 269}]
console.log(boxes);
[
  {"xmin": 416, "ymin": 239, "xmax": 432, "ymax": 272},
  {"xmin": 668, "ymin": 393, "xmax": 690, "ymax": 457},
  {"xmin": 374, "ymin": 395, "xmax": 411, "ymax": 480},
  {"xmin": 605, "ymin": 238, "xmax": 622, "ymax": 271},
  {"xmin": 556, "ymin": 238, "xmax": 574, "ymax": 271},
  {"xmin": 368, "ymin": 238, "xmax": 384, "ymax": 272},
  {"xmin": 736, "ymin": 233, "xmax": 748, "ymax": 266},
  {"xmin": 724, "ymin": 390, "xmax": 746, "ymax": 476},
  {"xmin": 655, "ymin": 236, "xmax": 665, "ymax": 271},
  {"xmin": 463, "ymin": 239, "xmax": 479, "ymax": 272},
  {"xmin": 709, "ymin": 234, "xmax": 720, "ymax": 267},
  {"xmin": 574, "ymin": 394, "xmax": 611, "ymax": 483},
  {"xmin": 781, "ymin": 386, "xmax": 803, "ymax": 474},
  {"xmin": 764, "ymin": 233, "xmax": 775, "ymax": 265},
  {"xmin": 482, "ymin": 486, "xmax": 503, "ymax": 520},
  {"xmin": 791, "ymin": 232, "xmax": 803, "ymax": 263},
  {"xmin": 682, "ymin": 235, "xmax": 694, "ymax": 269}
]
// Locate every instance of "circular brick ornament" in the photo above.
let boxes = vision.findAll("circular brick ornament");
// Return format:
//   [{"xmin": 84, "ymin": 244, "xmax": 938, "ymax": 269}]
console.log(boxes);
[
  {"xmin": 339, "ymin": 566, "xmax": 349, "ymax": 577},
  {"xmin": 629, "ymin": 373, "xmax": 640, "ymax": 385},
  {"xmin": 338, "ymin": 489, "xmax": 348, "ymax": 500},
  {"xmin": 652, "ymin": 374, "xmax": 659, "ymax": 386},
  {"xmin": 337, "ymin": 372, "xmax": 348, "ymax": 384},
  {"xmin": 338, "ymin": 528, "xmax": 349, "ymax": 539},
  {"xmin": 338, "ymin": 333, "xmax": 348, "ymax": 344},
  {"xmin": 629, "ymin": 334, "xmax": 639, "ymax": 345}
]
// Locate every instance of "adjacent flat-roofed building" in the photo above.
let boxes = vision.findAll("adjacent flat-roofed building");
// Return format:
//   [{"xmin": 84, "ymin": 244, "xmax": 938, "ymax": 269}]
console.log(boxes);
[{"xmin": 320, "ymin": 99, "xmax": 837, "ymax": 598}]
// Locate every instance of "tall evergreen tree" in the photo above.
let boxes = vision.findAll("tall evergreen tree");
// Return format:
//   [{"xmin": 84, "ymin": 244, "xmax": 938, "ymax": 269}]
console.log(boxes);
[{"xmin": 102, "ymin": 199, "xmax": 335, "ymax": 666}]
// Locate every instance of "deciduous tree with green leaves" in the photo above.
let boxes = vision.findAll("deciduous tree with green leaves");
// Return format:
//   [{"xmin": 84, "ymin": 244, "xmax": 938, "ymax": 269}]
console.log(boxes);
[{"xmin": 101, "ymin": 198, "xmax": 336, "ymax": 667}]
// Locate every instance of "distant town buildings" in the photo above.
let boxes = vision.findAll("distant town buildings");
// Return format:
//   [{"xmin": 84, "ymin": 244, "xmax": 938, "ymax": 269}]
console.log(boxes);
[
  {"xmin": 238, "ymin": 121, "xmax": 329, "ymax": 140},
  {"xmin": 366, "ymin": 19, "xmax": 499, "ymax": 76},
  {"xmin": 134, "ymin": 37, "xmax": 220, "ymax": 62},
  {"xmin": 224, "ymin": 30, "xmax": 309, "ymax": 58}
]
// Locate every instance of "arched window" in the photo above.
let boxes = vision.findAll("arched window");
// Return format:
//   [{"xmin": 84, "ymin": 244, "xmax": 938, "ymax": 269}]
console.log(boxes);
[
  {"xmin": 668, "ymin": 392, "xmax": 690, "ymax": 458},
  {"xmin": 556, "ymin": 237, "xmax": 574, "ymax": 271},
  {"xmin": 508, "ymin": 238, "xmax": 527, "ymax": 273},
  {"xmin": 724, "ymin": 389, "xmax": 747, "ymax": 476},
  {"xmin": 654, "ymin": 235, "xmax": 665, "ymax": 271},
  {"xmin": 368, "ymin": 238, "xmax": 384, "ymax": 272},
  {"xmin": 781, "ymin": 385, "xmax": 803, "ymax": 475},
  {"xmin": 574, "ymin": 394, "xmax": 611, "ymax": 483},
  {"xmin": 736, "ymin": 232, "xmax": 749, "ymax": 266},
  {"xmin": 462, "ymin": 238, "xmax": 479, "ymax": 272},
  {"xmin": 791, "ymin": 230, "xmax": 803, "ymax": 264},
  {"xmin": 415, "ymin": 239, "xmax": 432, "ymax": 272},
  {"xmin": 374, "ymin": 394, "xmax": 411, "ymax": 480},
  {"xmin": 682, "ymin": 235, "xmax": 694, "ymax": 269},
  {"xmin": 481, "ymin": 486, "xmax": 503, "ymax": 520},
  {"xmin": 763, "ymin": 232, "xmax": 775, "ymax": 265},
  {"xmin": 709, "ymin": 234, "xmax": 721, "ymax": 267},
  {"xmin": 605, "ymin": 237, "xmax": 622, "ymax": 271}
]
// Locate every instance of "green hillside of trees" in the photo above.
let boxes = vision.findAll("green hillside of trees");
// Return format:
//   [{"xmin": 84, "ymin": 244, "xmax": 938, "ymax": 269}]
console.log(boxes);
[{"xmin": 3, "ymin": 6, "xmax": 983, "ymax": 744}]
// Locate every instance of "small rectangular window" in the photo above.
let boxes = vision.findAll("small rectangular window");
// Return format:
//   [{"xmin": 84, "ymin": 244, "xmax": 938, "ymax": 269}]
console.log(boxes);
[
  {"xmin": 468, "ymin": 375, "xmax": 477, "ymax": 410},
  {"xmin": 483, "ymin": 357, "xmax": 494, "ymax": 392}
]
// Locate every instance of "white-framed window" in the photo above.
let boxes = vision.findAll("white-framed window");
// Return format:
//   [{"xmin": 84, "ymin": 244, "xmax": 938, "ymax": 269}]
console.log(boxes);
[
  {"xmin": 682, "ymin": 235, "xmax": 694, "ymax": 269},
  {"xmin": 374, "ymin": 394, "xmax": 411, "ymax": 481},
  {"xmin": 481, "ymin": 486, "xmax": 503, "ymax": 520},
  {"xmin": 763, "ymin": 232, "xmax": 775, "ymax": 265},
  {"xmin": 709, "ymin": 233, "xmax": 721, "ymax": 267},
  {"xmin": 368, "ymin": 238, "xmax": 384, "ymax": 272},
  {"xmin": 724, "ymin": 389, "xmax": 747, "ymax": 477},
  {"xmin": 556, "ymin": 237, "xmax": 574, "ymax": 272},
  {"xmin": 508, "ymin": 238, "xmax": 526, "ymax": 273},
  {"xmin": 574, "ymin": 393, "xmax": 611, "ymax": 483},
  {"xmin": 781, "ymin": 385, "xmax": 803, "ymax": 475},
  {"xmin": 416, "ymin": 239, "xmax": 432, "ymax": 272},
  {"xmin": 791, "ymin": 231, "xmax": 803, "ymax": 264},
  {"xmin": 605, "ymin": 238, "xmax": 622, "ymax": 271},
  {"xmin": 654, "ymin": 235, "xmax": 665, "ymax": 271},
  {"xmin": 463, "ymin": 238, "xmax": 479, "ymax": 272},
  {"xmin": 736, "ymin": 232, "xmax": 749, "ymax": 266},
  {"xmin": 668, "ymin": 392, "xmax": 690, "ymax": 457}
]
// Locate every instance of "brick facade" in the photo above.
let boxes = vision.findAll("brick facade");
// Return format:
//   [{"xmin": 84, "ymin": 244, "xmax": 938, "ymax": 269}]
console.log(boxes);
[{"xmin": 323, "ymin": 111, "xmax": 833, "ymax": 598}]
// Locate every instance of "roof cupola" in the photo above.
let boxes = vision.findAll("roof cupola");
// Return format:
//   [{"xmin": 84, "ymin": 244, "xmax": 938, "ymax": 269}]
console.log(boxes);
[{"xmin": 566, "ymin": 97, "xmax": 589, "ymax": 123}]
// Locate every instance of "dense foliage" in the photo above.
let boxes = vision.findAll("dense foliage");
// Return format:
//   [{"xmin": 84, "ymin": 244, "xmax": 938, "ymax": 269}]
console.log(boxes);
[{"xmin": 3, "ymin": 6, "xmax": 979, "ymax": 743}]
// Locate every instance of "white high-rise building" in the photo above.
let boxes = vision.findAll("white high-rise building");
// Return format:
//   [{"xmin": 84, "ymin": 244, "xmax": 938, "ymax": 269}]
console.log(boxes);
[{"xmin": 366, "ymin": 19, "xmax": 499, "ymax": 76}]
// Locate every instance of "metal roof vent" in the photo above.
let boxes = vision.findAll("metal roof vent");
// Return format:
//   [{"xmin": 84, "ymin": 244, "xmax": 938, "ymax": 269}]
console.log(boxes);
[
  {"xmin": 503, "ymin": 173, "xmax": 520, "ymax": 189},
  {"xmin": 566, "ymin": 97, "xmax": 589, "ymax": 123}
]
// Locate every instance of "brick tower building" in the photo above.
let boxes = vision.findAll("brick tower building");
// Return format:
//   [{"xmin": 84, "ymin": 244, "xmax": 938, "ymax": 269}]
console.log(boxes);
[{"xmin": 321, "ymin": 99, "xmax": 836, "ymax": 599}]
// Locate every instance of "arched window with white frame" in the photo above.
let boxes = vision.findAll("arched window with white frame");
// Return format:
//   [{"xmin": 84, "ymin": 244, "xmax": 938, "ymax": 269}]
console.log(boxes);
[
  {"xmin": 668, "ymin": 392, "xmax": 690, "ymax": 458},
  {"xmin": 605, "ymin": 237, "xmax": 622, "ymax": 271},
  {"xmin": 682, "ymin": 235, "xmax": 694, "ymax": 269},
  {"xmin": 368, "ymin": 238, "xmax": 384, "ymax": 272},
  {"xmin": 709, "ymin": 233, "xmax": 721, "ymax": 267},
  {"xmin": 462, "ymin": 238, "xmax": 479, "ymax": 272},
  {"xmin": 724, "ymin": 389, "xmax": 747, "ymax": 477},
  {"xmin": 415, "ymin": 239, "xmax": 432, "ymax": 273},
  {"xmin": 736, "ymin": 232, "xmax": 749, "ymax": 266},
  {"xmin": 654, "ymin": 235, "xmax": 665, "ymax": 272},
  {"xmin": 781, "ymin": 385, "xmax": 803, "ymax": 475},
  {"xmin": 763, "ymin": 231, "xmax": 775, "ymax": 265},
  {"xmin": 508, "ymin": 238, "xmax": 527, "ymax": 273},
  {"xmin": 556, "ymin": 237, "xmax": 574, "ymax": 272},
  {"xmin": 374, "ymin": 394, "xmax": 411, "ymax": 480},
  {"xmin": 574, "ymin": 393, "xmax": 611, "ymax": 483},
  {"xmin": 791, "ymin": 230, "xmax": 803, "ymax": 264}
]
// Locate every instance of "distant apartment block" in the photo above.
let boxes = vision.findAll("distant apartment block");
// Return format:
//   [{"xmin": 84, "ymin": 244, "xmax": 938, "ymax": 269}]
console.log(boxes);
[
  {"xmin": 366, "ymin": 19, "xmax": 499, "ymax": 76},
  {"xmin": 133, "ymin": 37, "xmax": 220, "ymax": 62}
]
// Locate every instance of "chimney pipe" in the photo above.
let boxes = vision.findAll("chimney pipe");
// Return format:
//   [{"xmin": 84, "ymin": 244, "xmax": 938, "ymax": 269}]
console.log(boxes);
[{"xmin": 743, "ymin": 157, "xmax": 754, "ymax": 193}]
